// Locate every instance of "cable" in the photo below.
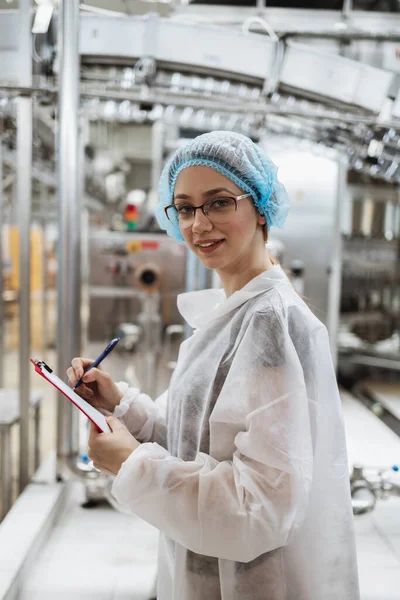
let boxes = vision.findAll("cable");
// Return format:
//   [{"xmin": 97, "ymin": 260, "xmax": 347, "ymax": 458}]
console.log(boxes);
[
  {"xmin": 242, "ymin": 16, "xmax": 278, "ymax": 41},
  {"xmin": 32, "ymin": 34, "xmax": 43, "ymax": 64}
]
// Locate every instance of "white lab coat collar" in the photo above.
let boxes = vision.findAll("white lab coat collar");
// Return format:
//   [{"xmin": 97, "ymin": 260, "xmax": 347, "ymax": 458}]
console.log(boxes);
[{"xmin": 177, "ymin": 265, "xmax": 290, "ymax": 329}]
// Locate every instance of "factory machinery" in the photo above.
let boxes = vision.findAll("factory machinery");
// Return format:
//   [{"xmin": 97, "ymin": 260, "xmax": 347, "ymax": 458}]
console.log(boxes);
[{"xmin": 1, "ymin": 2, "xmax": 400, "ymax": 526}]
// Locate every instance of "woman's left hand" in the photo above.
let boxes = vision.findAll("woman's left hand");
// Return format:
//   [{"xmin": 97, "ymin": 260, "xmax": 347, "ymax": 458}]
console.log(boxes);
[{"xmin": 88, "ymin": 416, "xmax": 140, "ymax": 476}]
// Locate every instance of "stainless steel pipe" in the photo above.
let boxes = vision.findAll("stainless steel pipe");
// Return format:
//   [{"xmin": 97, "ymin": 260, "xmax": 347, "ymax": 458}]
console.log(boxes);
[
  {"xmin": 17, "ymin": 0, "xmax": 33, "ymax": 493},
  {"xmin": 327, "ymin": 156, "xmax": 346, "ymax": 370},
  {"xmin": 280, "ymin": 29, "xmax": 400, "ymax": 43},
  {"xmin": 0, "ymin": 142, "xmax": 4, "ymax": 388},
  {"xmin": 1, "ymin": 83, "xmax": 399, "ymax": 130},
  {"xmin": 40, "ymin": 184, "xmax": 48, "ymax": 360},
  {"xmin": 56, "ymin": 0, "xmax": 81, "ymax": 478}
]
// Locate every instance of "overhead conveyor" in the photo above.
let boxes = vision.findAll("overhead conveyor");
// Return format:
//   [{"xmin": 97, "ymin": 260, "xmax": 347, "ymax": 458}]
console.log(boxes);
[
  {"xmin": 1, "ymin": 9, "xmax": 400, "ymax": 181},
  {"xmin": 78, "ymin": 12, "xmax": 394, "ymax": 114}
]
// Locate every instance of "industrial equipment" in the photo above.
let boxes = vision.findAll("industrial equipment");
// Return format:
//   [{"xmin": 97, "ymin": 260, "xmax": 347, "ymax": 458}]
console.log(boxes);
[
  {"xmin": 350, "ymin": 463, "xmax": 400, "ymax": 515},
  {"xmin": 88, "ymin": 230, "xmax": 186, "ymax": 398},
  {"xmin": 338, "ymin": 176, "xmax": 400, "ymax": 381},
  {"xmin": 88, "ymin": 231, "xmax": 186, "ymax": 340}
]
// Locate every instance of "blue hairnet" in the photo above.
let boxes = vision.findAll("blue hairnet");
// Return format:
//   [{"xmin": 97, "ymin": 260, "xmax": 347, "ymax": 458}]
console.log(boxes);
[{"xmin": 155, "ymin": 130, "xmax": 290, "ymax": 242}]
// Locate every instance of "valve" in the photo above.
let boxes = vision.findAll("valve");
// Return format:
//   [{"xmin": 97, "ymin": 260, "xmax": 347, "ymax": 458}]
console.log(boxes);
[{"xmin": 134, "ymin": 263, "xmax": 161, "ymax": 294}]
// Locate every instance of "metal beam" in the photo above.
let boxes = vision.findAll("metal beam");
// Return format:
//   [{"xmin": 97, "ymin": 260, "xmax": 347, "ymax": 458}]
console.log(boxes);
[
  {"xmin": 280, "ymin": 29, "xmax": 400, "ymax": 42},
  {"xmin": 56, "ymin": 0, "xmax": 81, "ymax": 477},
  {"xmin": 0, "ymin": 141, "xmax": 4, "ymax": 388},
  {"xmin": 327, "ymin": 156, "xmax": 346, "ymax": 370},
  {"xmin": 40, "ymin": 184, "xmax": 48, "ymax": 361},
  {"xmin": 18, "ymin": 0, "xmax": 33, "ymax": 493}
]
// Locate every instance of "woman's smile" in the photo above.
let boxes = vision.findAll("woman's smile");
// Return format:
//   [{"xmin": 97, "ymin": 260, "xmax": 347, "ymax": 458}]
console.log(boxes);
[{"xmin": 195, "ymin": 239, "xmax": 226, "ymax": 253}]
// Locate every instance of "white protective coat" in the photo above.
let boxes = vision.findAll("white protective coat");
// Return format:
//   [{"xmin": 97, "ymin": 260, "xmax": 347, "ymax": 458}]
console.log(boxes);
[{"xmin": 111, "ymin": 265, "xmax": 360, "ymax": 600}]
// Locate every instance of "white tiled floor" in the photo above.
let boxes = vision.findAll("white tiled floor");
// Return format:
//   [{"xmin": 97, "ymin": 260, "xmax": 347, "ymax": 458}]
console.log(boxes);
[
  {"xmin": 343, "ymin": 391, "xmax": 400, "ymax": 600},
  {"xmin": 15, "ymin": 390, "xmax": 400, "ymax": 600},
  {"xmin": 18, "ymin": 482, "xmax": 158, "ymax": 600},
  {"xmin": 354, "ymin": 500, "xmax": 400, "ymax": 600}
]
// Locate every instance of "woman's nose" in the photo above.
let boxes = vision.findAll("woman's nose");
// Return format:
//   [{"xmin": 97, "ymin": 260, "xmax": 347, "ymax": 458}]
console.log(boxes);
[{"xmin": 191, "ymin": 209, "xmax": 213, "ymax": 233}]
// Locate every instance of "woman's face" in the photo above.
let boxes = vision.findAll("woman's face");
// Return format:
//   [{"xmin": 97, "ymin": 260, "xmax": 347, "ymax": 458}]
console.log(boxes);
[{"xmin": 174, "ymin": 166, "xmax": 266, "ymax": 273}]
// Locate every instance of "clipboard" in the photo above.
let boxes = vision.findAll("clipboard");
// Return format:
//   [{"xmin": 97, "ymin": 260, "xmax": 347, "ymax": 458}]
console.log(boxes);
[{"xmin": 30, "ymin": 358, "xmax": 111, "ymax": 433}]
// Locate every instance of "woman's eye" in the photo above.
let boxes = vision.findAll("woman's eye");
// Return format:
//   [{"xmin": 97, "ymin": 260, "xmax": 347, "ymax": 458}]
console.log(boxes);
[
  {"xmin": 212, "ymin": 198, "xmax": 231, "ymax": 208},
  {"xmin": 176, "ymin": 205, "xmax": 193, "ymax": 215}
]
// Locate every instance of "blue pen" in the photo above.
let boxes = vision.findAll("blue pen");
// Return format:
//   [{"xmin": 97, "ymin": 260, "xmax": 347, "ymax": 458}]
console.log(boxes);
[{"xmin": 73, "ymin": 337, "xmax": 120, "ymax": 390}]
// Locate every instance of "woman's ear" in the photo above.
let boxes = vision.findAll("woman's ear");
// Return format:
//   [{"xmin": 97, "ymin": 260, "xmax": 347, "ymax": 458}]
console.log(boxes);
[{"xmin": 257, "ymin": 214, "xmax": 266, "ymax": 226}]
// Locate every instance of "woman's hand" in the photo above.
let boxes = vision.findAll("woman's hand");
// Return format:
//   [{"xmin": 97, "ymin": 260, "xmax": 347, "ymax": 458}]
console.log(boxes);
[
  {"xmin": 66, "ymin": 357, "xmax": 123, "ymax": 414},
  {"xmin": 88, "ymin": 416, "xmax": 140, "ymax": 476}
]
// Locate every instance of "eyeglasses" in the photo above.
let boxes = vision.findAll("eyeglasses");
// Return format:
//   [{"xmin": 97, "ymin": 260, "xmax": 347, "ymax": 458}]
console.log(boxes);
[{"xmin": 165, "ymin": 193, "xmax": 252, "ymax": 230}]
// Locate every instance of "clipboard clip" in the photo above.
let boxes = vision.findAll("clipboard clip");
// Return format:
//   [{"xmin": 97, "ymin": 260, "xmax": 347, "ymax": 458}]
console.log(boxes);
[{"xmin": 30, "ymin": 358, "xmax": 53, "ymax": 374}]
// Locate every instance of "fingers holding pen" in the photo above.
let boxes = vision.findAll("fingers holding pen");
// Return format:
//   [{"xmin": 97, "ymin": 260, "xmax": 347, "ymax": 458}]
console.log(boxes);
[
  {"xmin": 66, "ymin": 369, "xmax": 94, "ymax": 400},
  {"xmin": 67, "ymin": 359, "xmax": 98, "ymax": 399},
  {"xmin": 79, "ymin": 367, "xmax": 103, "ymax": 385},
  {"xmin": 66, "ymin": 359, "xmax": 110, "ymax": 400},
  {"xmin": 66, "ymin": 355, "xmax": 121, "ymax": 414},
  {"xmin": 70, "ymin": 357, "xmax": 99, "ymax": 381}
]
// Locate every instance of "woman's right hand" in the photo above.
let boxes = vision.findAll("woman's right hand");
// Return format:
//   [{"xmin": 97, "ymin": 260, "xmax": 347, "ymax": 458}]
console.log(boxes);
[{"xmin": 66, "ymin": 358, "xmax": 123, "ymax": 414}]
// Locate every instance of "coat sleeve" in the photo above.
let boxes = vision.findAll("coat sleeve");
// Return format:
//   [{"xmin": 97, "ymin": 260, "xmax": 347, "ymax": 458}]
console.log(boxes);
[
  {"xmin": 111, "ymin": 306, "xmax": 315, "ymax": 563},
  {"xmin": 113, "ymin": 383, "xmax": 168, "ymax": 448}
]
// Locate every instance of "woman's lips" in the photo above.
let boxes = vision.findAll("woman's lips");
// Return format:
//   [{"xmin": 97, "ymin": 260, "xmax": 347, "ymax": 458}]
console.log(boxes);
[{"xmin": 196, "ymin": 240, "xmax": 225, "ymax": 254}]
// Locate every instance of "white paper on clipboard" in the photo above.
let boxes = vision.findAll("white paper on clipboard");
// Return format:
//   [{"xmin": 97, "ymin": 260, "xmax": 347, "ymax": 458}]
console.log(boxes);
[{"xmin": 30, "ymin": 358, "xmax": 111, "ymax": 433}]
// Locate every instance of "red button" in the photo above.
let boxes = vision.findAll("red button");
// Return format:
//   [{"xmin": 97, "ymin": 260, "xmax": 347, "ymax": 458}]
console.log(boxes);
[{"xmin": 141, "ymin": 241, "xmax": 159, "ymax": 250}]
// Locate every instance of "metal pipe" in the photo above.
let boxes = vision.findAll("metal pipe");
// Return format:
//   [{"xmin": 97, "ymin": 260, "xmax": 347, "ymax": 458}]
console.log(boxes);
[
  {"xmin": 280, "ymin": 29, "xmax": 400, "ymax": 43},
  {"xmin": 256, "ymin": 0, "xmax": 267, "ymax": 12},
  {"xmin": 79, "ymin": 90, "xmax": 400, "ymax": 129},
  {"xmin": 348, "ymin": 353, "xmax": 400, "ymax": 371},
  {"xmin": 1, "ymin": 427, "xmax": 12, "ymax": 518},
  {"xmin": 151, "ymin": 121, "xmax": 165, "ymax": 193},
  {"xmin": 184, "ymin": 251, "xmax": 197, "ymax": 340},
  {"xmin": 18, "ymin": 0, "xmax": 33, "ymax": 493},
  {"xmin": 34, "ymin": 404, "xmax": 41, "ymax": 472},
  {"xmin": 327, "ymin": 156, "xmax": 346, "ymax": 370},
  {"xmin": 342, "ymin": 0, "xmax": 353, "ymax": 19},
  {"xmin": 40, "ymin": 184, "xmax": 48, "ymax": 360},
  {"xmin": 56, "ymin": 0, "xmax": 81, "ymax": 478},
  {"xmin": 137, "ymin": 291, "xmax": 162, "ymax": 399},
  {"xmin": 70, "ymin": 115, "xmax": 88, "ymax": 457},
  {"xmin": 1, "ymin": 83, "xmax": 400, "ymax": 129},
  {"xmin": 79, "ymin": 117, "xmax": 89, "ymax": 356},
  {"xmin": 0, "ymin": 84, "xmax": 53, "ymax": 96},
  {"xmin": 0, "ymin": 142, "xmax": 4, "ymax": 388}
]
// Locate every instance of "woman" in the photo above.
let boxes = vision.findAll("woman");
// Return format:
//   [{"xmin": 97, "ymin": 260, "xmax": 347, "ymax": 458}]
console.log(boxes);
[{"xmin": 67, "ymin": 131, "xmax": 360, "ymax": 600}]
